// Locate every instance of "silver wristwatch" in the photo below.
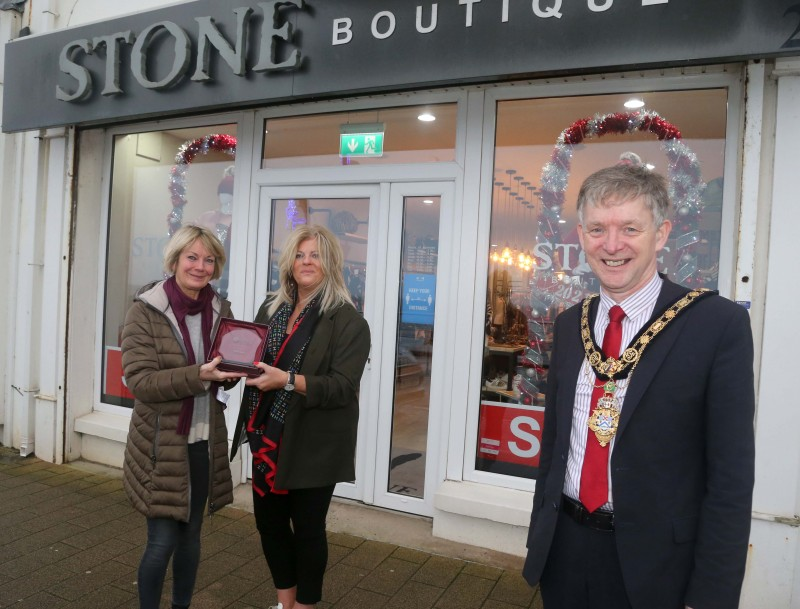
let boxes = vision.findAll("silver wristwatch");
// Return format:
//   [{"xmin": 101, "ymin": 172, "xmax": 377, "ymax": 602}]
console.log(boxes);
[{"xmin": 284, "ymin": 371, "xmax": 296, "ymax": 392}]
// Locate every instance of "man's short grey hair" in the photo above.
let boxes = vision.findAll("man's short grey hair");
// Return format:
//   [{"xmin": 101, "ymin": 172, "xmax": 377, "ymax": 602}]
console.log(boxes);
[{"xmin": 576, "ymin": 164, "xmax": 672, "ymax": 228}]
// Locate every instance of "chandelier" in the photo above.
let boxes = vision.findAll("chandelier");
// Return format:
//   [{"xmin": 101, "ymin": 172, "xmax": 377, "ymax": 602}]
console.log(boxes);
[{"xmin": 489, "ymin": 168, "xmax": 539, "ymax": 273}]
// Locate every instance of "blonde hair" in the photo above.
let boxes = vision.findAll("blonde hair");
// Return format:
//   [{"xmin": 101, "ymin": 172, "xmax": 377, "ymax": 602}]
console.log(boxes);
[
  {"xmin": 266, "ymin": 224, "xmax": 354, "ymax": 316},
  {"xmin": 163, "ymin": 224, "xmax": 226, "ymax": 280}
]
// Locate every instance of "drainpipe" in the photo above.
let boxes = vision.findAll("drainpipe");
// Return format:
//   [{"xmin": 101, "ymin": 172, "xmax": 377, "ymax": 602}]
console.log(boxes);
[
  {"xmin": 3, "ymin": 0, "xmax": 61, "ymax": 457},
  {"xmin": 0, "ymin": 0, "xmax": 28, "ymax": 452}
]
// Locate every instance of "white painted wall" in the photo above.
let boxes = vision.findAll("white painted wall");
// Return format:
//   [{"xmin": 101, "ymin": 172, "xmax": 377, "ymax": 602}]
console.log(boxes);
[
  {"xmin": 0, "ymin": 7, "xmax": 22, "ymax": 446},
  {"xmin": 2, "ymin": 0, "xmax": 44, "ymax": 456},
  {"xmin": 743, "ymin": 57, "xmax": 800, "ymax": 609},
  {"xmin": 0, "ymin": 1, "xmax": 70, "ymax": 462},
  {"xmin": 54, "ymin": 0, "xmax": 190, "ymax": 29},
  {"xmin": 66, "ymin": 127, "xmax": 106, "ymax": 463}
]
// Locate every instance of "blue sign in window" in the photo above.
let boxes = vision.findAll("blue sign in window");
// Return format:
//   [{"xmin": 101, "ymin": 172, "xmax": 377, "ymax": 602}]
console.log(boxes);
[{"xmin": 401, "ymin": 273, "xmax": 436, "ymax": 325}]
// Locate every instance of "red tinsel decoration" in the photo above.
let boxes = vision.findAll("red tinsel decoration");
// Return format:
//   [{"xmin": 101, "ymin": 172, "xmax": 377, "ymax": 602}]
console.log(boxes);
[
  {"xmin": 537, "ymin": 109, "xmax": 710, "ymax": 288},
  {"xmin": 167, "ymin": 134, "xmax": 237, "ymax": 236}
]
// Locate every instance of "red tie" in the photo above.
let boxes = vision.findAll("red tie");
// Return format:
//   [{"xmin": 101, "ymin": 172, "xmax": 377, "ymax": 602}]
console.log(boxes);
[{"xmin": 579, "ymin": 304, "xmax": 626, "ymax": 513}]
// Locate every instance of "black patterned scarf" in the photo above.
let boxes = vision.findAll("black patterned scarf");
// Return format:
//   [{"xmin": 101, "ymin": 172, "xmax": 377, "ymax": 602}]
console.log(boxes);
[{"xmin": 243, "ymin": 298, "xmax": 320, "ymax": 496}]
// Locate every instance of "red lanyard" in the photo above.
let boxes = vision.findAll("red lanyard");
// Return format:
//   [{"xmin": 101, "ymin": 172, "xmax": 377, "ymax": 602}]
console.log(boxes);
[{"xmin": 272, "ymin": 311, "xmax": 302, "ymax": 368}]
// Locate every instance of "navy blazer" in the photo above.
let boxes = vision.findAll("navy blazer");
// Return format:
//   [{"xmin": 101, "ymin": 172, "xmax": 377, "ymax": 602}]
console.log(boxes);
[{"xmin": 523, "ymin": 277, "xmax": 755, "ymax": 609}]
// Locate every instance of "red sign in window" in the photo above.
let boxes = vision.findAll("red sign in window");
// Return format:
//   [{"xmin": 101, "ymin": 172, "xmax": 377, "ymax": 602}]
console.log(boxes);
[
  {"xmin": 478, "ymin": 401, "xmax": 545, "ymax": 467},
  {"xmin": 105, "ymin": 346, "xmax": 134, "ymax": 400}
]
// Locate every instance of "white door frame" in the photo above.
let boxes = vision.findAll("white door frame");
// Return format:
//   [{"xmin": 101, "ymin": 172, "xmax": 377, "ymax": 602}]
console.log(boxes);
[
  {"xmin": 250, "ymin": 183, "xmax": 383, "ymax": 505},
  {"xmin": 371, "ymin": 180, "xmax": 455, "ymax": 517},
  {"xmin": 249, "ymin": 180, "xmax": 454, "ymax": 517}
]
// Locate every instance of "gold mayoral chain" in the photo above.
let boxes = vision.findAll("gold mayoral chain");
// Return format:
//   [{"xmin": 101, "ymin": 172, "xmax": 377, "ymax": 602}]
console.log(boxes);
[{"xmin": 580, "ymin": 288, "xmax": 713, "ymax": 447}]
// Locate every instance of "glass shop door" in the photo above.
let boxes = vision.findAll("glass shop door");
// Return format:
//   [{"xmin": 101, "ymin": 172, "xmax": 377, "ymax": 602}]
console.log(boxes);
[{"xmin": 252, "ymin": 181, "xmax": 452, "ymax": 517}]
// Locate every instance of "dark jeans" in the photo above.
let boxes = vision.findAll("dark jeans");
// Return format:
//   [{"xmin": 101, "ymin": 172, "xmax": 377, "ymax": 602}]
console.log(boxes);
[
  {"xmin": 253, "ymin": 484, "xmax": 336, "ymax": 605},
  {"xmin": 137, "ymin": 440, "xmax": 209, "ymax": 609}
]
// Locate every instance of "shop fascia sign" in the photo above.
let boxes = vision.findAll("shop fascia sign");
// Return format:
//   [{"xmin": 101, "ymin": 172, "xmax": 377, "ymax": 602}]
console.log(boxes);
[
  {"xmin": 56, "ymin": 0, "xmax": 716, "ymax": 104},
  {"xmin": 4, "ymin": 0, "xmax": 796, "ymax": 132},
  {"xmin": 330, "ymin": 0, "xmax": 672, "ymax": 45},
  {"xmin": 57, "ymin": 1, "xmax": 304, "ymax": 102}
]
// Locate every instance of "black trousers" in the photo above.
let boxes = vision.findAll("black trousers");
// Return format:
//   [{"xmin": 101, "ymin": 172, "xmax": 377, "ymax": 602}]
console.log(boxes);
[
  {"xmin": 252, "ymin": 484, "xmax": 335, "ymax": 605},
  {"xmin": 539, "ymin": 510, "xmax": 633, "ymax": 609}
]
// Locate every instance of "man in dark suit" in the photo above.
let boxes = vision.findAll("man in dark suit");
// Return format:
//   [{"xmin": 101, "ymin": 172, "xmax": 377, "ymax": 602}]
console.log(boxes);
[{"xmin": 522, "ymin": 164, "xmax": 755, "ymax": 609}]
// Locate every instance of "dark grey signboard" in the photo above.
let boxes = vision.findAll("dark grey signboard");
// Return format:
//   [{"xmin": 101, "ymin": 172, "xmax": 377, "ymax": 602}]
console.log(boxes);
[{"xmin": 3, "ymin": 0, "xmax": 799, "ymax": 133}]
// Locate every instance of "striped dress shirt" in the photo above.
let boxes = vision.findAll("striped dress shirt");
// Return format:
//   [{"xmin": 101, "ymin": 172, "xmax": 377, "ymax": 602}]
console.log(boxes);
[{"xmin": 563, "ymin": 272, "xmax": 662, "ymax": 510}]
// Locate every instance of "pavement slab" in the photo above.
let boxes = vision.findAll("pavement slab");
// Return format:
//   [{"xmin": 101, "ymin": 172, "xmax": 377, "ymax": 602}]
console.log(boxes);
[{"xmin": 0, "ymin": 446, "xmax": 541, "ymax": 608}]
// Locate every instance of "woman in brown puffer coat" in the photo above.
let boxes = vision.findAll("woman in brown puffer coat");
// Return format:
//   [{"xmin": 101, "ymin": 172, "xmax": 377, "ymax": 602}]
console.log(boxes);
[{"xmin": 121, "ymin": 225, "xmax": 244, "ymax": 609}]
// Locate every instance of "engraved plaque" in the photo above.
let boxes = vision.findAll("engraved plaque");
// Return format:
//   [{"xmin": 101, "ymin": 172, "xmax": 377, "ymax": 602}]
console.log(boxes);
[{"xmin": 207, "ymin": 318, "xmax": 269, "ymax": 377}]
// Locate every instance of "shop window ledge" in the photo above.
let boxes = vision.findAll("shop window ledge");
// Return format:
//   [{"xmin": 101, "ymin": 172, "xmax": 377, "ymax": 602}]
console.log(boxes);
[
  {"xmin": 434, "ymin": 480, "xmax": 533, "ymax": 527},
  {"xmin": 74, "ymin": 411, "xmax": 129, "ymax": 444}
]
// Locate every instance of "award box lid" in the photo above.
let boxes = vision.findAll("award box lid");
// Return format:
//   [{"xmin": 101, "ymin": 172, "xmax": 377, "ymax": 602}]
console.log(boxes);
[{"xmin": 207, "ymin": 318, "xmax": 269, "ymax": 377}]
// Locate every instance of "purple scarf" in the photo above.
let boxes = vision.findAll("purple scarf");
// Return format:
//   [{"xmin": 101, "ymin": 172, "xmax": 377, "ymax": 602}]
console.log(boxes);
[{"xmin": 163, "ymin": 276, "xmax": 215, "ymax": 435}]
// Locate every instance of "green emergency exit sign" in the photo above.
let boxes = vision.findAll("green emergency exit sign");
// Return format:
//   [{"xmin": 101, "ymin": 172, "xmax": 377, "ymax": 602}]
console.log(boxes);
[{"xmin": 339, "ymin": 132, "xmax": 385, "ymax": 157}]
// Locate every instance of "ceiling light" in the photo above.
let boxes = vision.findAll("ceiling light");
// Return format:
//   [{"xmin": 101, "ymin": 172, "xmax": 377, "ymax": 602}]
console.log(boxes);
[
  {"xmin": 418, "ymin": 112, "xmax": 436, "ymax": 122},
  {"xmin": 624, "ymin": 98, "xmax": 645, "ymax": 109},
  {"xmin": 422, "ymin": 199, "xmax": 434, "ymax": 205}
]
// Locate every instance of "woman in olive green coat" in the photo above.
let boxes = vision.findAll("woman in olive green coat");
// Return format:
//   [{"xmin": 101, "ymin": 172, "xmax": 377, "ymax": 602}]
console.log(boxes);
[{"xmin": 231, "ymin": 225, "xmax": 370, "ymax": 609}]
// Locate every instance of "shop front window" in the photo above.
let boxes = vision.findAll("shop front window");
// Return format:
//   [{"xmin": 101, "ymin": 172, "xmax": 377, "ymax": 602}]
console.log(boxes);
[
  {"xmin": 101, "ymin": 124, "xmax": 238, "ymax": 407},
  {"xmin": 477, "ymin": 89, "xmax": 728, "ymax": 479},
  {"xmin": 263, "ymin": 103, "xmax": 457, "ymax": 168}
]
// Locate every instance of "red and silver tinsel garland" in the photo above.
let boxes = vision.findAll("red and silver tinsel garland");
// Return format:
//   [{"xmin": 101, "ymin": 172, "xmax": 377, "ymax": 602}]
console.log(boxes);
[
  {"xmin": 539, "ymin": 110, "xmax": 707, "ymax": 286},
  {"xmin": 167, "ymin": 133, "xmax": 237, "ymax": 236}
]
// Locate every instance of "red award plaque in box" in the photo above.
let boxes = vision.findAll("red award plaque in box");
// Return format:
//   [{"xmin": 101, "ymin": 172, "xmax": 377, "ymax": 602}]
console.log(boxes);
[{"xmin": 207, "ymin": 319, "xmax": 269, "ymax": 377}]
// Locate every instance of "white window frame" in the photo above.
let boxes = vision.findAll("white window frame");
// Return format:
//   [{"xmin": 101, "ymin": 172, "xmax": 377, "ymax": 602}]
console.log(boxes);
[
  {"xmin": 247, "ymin": 91, "xmax": 468, "ymax": 515},
  {"xmin": 457, "ymin": 67, "xmax": 747, "ymax": 492},
  {"xmin": 93, "ymin": 111, "xmax": 256, "ymax": 419}
]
